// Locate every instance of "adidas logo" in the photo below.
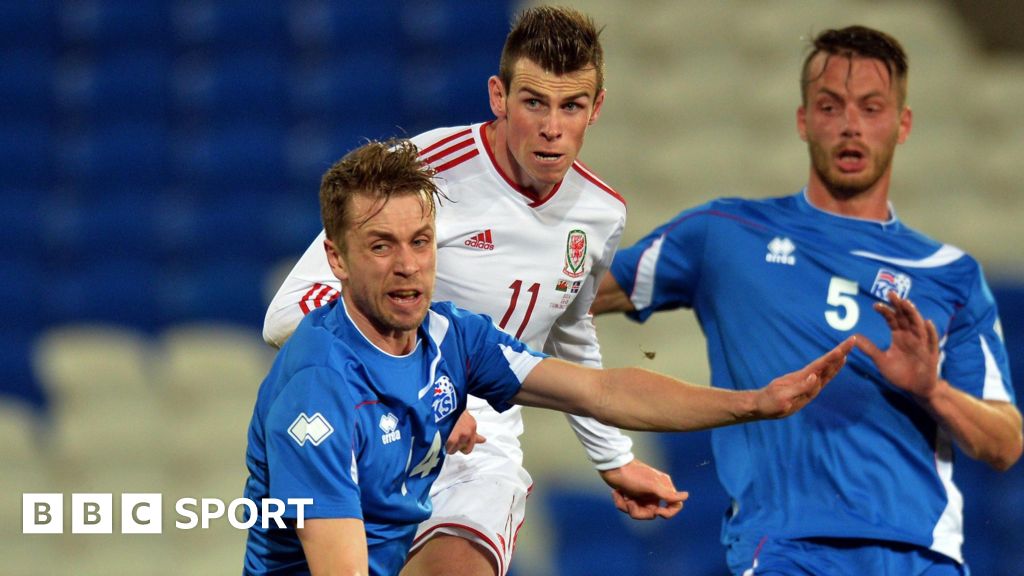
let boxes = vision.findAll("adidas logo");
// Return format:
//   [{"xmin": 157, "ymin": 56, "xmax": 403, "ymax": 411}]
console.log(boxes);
[
  {"xmin": 465, "ymin": 230, "xmax": 495, "ymax": 250},
  {"xmin": 765, "ymin": 236, "xmax": 796, "ymax": 265}
]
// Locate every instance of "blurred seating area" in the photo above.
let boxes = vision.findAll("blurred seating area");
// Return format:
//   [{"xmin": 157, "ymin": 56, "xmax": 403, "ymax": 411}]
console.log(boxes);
[{"xmin": 1, "ymin": 1, "xmax": 1021, "ymax": 574}]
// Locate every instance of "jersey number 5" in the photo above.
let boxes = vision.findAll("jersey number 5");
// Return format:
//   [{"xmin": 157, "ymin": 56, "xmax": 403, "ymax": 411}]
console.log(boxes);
[{"xmin": 825, "ymin": 276, "xmax": 859, "ymax": 331}]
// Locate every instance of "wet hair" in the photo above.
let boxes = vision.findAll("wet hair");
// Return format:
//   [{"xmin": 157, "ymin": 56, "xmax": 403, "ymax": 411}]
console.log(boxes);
[
  {"xmin": 319, "ymin": 139, "xmax": 440, "ymax": 248},
  {"xmin": 801, "ymin": 25, "xmax": 909, "ymax": 106},
  {"xmin": 498, "ymin": 5, "xmax": 605, "ymax": 93}
]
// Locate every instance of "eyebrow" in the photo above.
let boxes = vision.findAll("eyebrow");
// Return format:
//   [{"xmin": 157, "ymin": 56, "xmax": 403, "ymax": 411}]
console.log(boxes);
[
  {"xmin": 517, "ymin": 86, "xmax": 593, "ymax": 102},
  {"xmin": 814, "ymin": 87, "xmax": 888, "ymax": 102}
]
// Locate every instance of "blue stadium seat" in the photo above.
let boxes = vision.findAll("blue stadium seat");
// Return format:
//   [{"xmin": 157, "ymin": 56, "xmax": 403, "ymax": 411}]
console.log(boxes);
[
  {"xmin": 285, "ymin": 120, "xmax": 403, "ymax": 189},
  {"xmin": 39, "ymin": 189, "xmax": 158, "ymax": 264},
  {"xmin": 543, "ymin": 485, "xmax": 646, "ymax": 576},
  {"xmin": 42, "ymin": 258, "xmax": 159, "ymax": 329},
  {"xmin": 287, "ymin": 52, "xmax": 402, "ymax": 123},
  {"xmin": 172, "ymin": 0, "xmax": 287, "ymax": 49},
  {"xmin": 286, "ymin": 1, "xmax": 400, "ymax": 50},
  {"xmin": 0, "ymin": 259, "xmax": 46, "ymax": 332},
  {"xmin": 645, "ymin": 430, "xmax": 732, "ymax": 575},
  {"xmin": 171, "ymin": 122, "xmax": 289, "ymax": 190},
  {"xmin": 54, "ymin": 50, "xmax": 171, "ymax": 120},
  {"xmin": 156, "ymin": 260, "xmax": 267, "ymax": 327},
  {"xmin": 0, "ymin": 328, "xmax": 48, "ymax": 409},
  {"xmin": 171, "ymin": 51, "xmax": 288, "ymax": 121},
  {"xmin": 58, "ymin": 0, "xmax": 170, "ymax": 46},
  {"xmin": 0, "ymin": 123, "xmax": 53, "ymax": 188},
  {"xmin": 0, "ymin": 50, "xmax": 54, "ymax": 117},
  {"xmin": 400, "ymin": 50, "xmax": 496, "ymax": 133},
  {"xmin": 56, "ymin": 122, "xmax": 169, "ymax": 187},
  {"xmin": 0, "ymin": 1, "xmax": 57, "ymax": 49},
  {"xmin": 399, "ymin": 1, "xmax": 512, "ymax": 50},
  {"xmin": 0, "ymin": 192, "xmax": 45, "ymax": 260}
]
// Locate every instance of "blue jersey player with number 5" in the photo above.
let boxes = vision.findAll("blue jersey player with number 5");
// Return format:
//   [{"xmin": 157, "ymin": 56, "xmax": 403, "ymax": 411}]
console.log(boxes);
[
  {"xmin": 594, "ymin": 25, "xmax": 1022, "ymax": 576},
  {"xmin": 240, "ymin": 139, "xmax": 857, "ymax": 576}
]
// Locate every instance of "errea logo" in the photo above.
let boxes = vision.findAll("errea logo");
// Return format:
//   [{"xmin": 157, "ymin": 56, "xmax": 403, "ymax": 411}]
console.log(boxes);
[
  {"xmin": 288, "ymin": 413, "xmax": 334, "ymax": 447},
  {"xmin": 379, "ymin": 413, "xmax": 401, "ymax": 445},
  {"xmin": 765, "ymin": 236, "xmax": 796, "ymax": 266}
]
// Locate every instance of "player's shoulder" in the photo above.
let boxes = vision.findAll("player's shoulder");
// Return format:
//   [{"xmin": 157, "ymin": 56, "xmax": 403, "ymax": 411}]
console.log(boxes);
[
  {"xmin": 567, "ymin": 159, "xmax": 627, "ymax": 211},
  {"xmin": 276, "ymin": 304, "xmax": 361, "ymax": 379}
]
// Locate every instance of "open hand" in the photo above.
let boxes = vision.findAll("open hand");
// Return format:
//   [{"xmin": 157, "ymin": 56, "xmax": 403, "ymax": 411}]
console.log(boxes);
[
  {"xmin": 855, "ymin": 292, "xmax": 940, "ymax": 399},
  {"xmin": 756, "ymin": 336, "xmax": 856, "ymax": 418}
]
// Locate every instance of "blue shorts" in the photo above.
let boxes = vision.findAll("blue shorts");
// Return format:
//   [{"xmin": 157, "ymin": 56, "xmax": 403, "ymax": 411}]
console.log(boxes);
[{"xmin": 728, "ymin": 537, "xmax": 969, "ymax": 576}]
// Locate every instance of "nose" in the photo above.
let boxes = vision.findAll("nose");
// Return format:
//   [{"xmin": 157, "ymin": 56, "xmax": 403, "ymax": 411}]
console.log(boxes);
[
  {"xmin": 540, "ymin": 110, "xmax": 562, "ymax": 141},
  {"xmin": 841, "ymin": 104, "xmax": 862, "ymax": 138},
  {"xmin": 393, "ymin": 244, "xmax": 420, "ymax": 277}
]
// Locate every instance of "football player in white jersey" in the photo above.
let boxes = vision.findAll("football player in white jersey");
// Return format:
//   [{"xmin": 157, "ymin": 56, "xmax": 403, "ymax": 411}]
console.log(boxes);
[{"xmin": 264, "ymin": 7, "xmax": 683, "ymax": 576}]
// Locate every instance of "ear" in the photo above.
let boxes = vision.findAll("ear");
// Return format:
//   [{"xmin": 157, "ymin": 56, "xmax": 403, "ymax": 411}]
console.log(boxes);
[
  {"xmin": 796, "ymin": 105, "xmax": 808, "ymax": 142},
  {"xmin": 588, "ymin": 88, "xmax": 606, "ymax": 126},
  {"xmin": 324, "ymin": 238, "xmax": 349, "ymax": 283},
  {"xmin": 896, "ymin": 106, "xmax": 912, "ymax": 144},
  {"xmin": 488, "ymin": 75, "xmax": 507, "ymax": 118}
]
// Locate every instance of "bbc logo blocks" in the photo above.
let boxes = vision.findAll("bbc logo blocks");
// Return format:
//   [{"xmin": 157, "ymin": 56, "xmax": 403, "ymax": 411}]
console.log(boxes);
[{"xmin": 23, "ymin": 493, "xmax": 162, "ymax": 534}]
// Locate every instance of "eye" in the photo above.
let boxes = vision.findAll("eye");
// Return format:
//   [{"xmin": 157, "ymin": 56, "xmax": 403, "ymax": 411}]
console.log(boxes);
[
  {"xmin": 564, "ymin": 102, "xmax": 582, "ymax": 112},
  {"xmin": 370, "ymin": 243, "xmax": 389, "ymax": 254},
  {"xmin": 524, "ymin": 98, "xmax": 542, "ymax": 109}
]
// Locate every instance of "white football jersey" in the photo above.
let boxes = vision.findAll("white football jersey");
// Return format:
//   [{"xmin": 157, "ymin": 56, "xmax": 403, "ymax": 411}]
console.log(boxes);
[{"xmin": 264, "ymin": 122, "xmax": 634, "ymax": 469}]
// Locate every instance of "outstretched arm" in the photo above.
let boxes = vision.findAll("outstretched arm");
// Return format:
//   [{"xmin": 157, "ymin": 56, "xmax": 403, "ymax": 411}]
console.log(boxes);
[
  {"xmin": 512, "ymin": 337, "xmax": 854, "ymax": 432},
  {"xmin": 856, "ymin": 292, "xmax": 1023, "ymax": 471},
  {"xmin": 296, "ymin": 518, "xmax": 368, "ymax": 576}
]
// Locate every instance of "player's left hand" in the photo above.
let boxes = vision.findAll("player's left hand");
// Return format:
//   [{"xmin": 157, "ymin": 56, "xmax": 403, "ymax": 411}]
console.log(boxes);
[
  {"xmin": 598, "ymin": 458, "xmax": 688, "ymax": 520},
  {"xmin": 855, "ymin": 291, "xmax": 941, "ymax": 399},
  {"xmin": 445, "ymin": 411, "xmax": 486, "ymax": 454}
]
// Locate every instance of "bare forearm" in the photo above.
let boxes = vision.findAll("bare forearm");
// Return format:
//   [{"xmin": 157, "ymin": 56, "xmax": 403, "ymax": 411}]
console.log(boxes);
[
  {"xmin": 922, "ymin": 382, "xmax": 1023, "ymax": 471},
  {"xmin": 589, "ymin": 367, "xmax": 759, "ymax": 431}
]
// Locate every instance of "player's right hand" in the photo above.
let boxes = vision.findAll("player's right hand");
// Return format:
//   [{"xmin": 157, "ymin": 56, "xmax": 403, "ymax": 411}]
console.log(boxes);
[
  {"xmin": 756, "ymin": 336, "xmax": 856, "ymax": 419},
  {"xmin": 445, "ymin": 411, "xmax": 486, "ymax": 454}
]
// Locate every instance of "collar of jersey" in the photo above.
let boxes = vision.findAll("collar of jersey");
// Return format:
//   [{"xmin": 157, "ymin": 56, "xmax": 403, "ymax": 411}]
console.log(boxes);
[
  {"xmin": 797, "ymin": 188, "xmax": 902, "ymax": 232},
  {"xmin": 479, "ymin": 121, "xmax": 563, "ymax": 209},
  {"xmin": 334, "ymin": 297, "xmax": 423, "ymax": 360}
]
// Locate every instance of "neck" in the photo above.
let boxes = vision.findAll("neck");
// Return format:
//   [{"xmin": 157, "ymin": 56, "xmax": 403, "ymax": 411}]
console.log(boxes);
[
  {"xmin": 342, "ymin": 296, "xmax": 418, "ymax": 356},
  {"xmin": 805, "ymin": 174, "xmax": 892, "ymax": 221},
  {"xmin": 486, "ymin": 120, "xmax": 556, "ymax": 201}
]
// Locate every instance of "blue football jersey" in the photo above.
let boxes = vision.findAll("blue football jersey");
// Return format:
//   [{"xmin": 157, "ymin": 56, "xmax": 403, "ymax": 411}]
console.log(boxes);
[
  {"xmin": 242, "ymin": 299, "xmax": 544, "ymax": 576},
  {"xmin": 610, "ymin": 191, "xmax": 1014, "ymax": 564}
]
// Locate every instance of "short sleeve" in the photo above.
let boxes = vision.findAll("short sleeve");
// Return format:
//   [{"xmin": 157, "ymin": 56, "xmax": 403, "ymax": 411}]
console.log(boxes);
[
  {"xmin": 455, "ymin": 308, "xmax": 547, "ymax": 412},
  {"xmin": 264, "ymin": 366, "xmax": 363, "ymax": 520},
  {"xmin": 940, "ymin": 273, "xmax": 1014, "ymax": 403},
  {"xmin": 610, "ymin": 205, "xmax": 710, "ymax": 322}
]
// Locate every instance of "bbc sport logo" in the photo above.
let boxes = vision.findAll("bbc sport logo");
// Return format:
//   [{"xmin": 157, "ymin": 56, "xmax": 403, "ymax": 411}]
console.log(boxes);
[{"xmin": 22, "ymin": 493, "xmax": 313, "ymax": 534}]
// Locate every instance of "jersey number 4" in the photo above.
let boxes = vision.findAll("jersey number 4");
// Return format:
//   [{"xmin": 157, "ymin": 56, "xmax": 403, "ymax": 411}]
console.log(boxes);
[
  {"xmin": 402, "ymin": 432, "xmax": 443, "ymax": 496},
  {"xmin": 825, "ymin": 276, "xmax": 860, "ymax": 331}
]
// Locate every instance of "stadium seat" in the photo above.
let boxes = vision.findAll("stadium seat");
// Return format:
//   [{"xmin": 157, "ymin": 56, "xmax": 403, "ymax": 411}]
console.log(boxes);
[
  {"xmin": 172, "ymin": 0, "xmax": 287, "ymax": 49},
  {"xmin": 171, "ymin": 51, "xmax": 288, "ymax": 122},
  {"xmin": 543, "ymin": 484, "xmax": 646, "ymax": 576},
  {"xmin": 0, "ymin": 123, "xmax": 53, "ymax": 188},
  {"xmin": 0, "ymin": 50, "xmax": 54, "ymax": 117},
  {"xmin": 41, "ymin": 259, "xmax": 159, "ymax": 329},
  {"xmin": 57, "ymin": 0, "xmax": 171, "ymax": 47},
  {"xmin": 287, "ymin": 52, "xmax": 402, "ymax": 124},
  {"xmin": 644, "ymin": 430, "xmax": 732, "ymax": 575},
  {"xmin": 55, "ymin": 122, "xmax": 170, "ymax": 187},
  {"xmin": 155, "ymin": 260, "xmax": 268, "ymax": 327},
  {"xmin": 171, "ymin": 122, "xmax": 289, "ymax": 190},
  {"xmin": 54, "ymin": 50, "xmax": 172, "ymax": 121},
  {"xmin": 0, "ymin": 0, "xmax": 56, "ymax": 49},
  {"xmin": 286, "ymin": 0, "xmax": 400, "ymax": 50}
]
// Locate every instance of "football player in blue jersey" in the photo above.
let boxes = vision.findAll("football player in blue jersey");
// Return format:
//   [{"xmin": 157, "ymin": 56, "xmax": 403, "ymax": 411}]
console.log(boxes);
[
  {"xmin": 594, "ymin": 25, "xmax": 1022, "ymax": 576},
  {"xmin": 242, "ymin": 139, "xmax": 855, "ymax": 576}
]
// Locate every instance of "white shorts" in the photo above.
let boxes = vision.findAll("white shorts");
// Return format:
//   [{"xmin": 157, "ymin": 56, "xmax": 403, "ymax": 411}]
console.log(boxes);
[{"xmin": 410, "ymin": 423, "xmax": 532, "ymax": 576}]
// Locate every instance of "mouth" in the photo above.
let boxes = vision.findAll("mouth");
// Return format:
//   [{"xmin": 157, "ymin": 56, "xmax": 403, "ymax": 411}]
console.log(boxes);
[
  {"xmin": 835, "ymin": 146, "xmax": 867, "ymax": 173},
  {"xmin": 533, "ymin": 151, "xmax": 563, "ymax": 163},
  {"xmin": 387, "ymin": 289, "xmax": 423, "ymax": 305}
]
